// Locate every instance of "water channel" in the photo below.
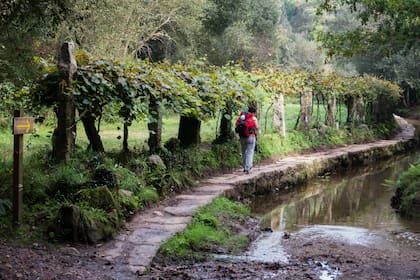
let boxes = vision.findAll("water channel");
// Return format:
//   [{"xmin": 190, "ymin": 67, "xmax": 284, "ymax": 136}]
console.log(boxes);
[
  {"xmin": 212, "ymin": 118, "xmax": 420, "ymax": 279},
  {"xmin": 250, "ymin": 151, "xmax": 420, "ymax": 256},
  {"xmin": 227, "ymin": 151, "xmax": 418, "ymax": 279}
]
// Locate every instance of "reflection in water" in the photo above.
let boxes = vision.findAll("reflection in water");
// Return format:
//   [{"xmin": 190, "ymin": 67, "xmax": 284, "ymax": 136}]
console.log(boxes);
[{"xmin": 252, "ymin": 153, "xmax": 420, "ymax": 234}]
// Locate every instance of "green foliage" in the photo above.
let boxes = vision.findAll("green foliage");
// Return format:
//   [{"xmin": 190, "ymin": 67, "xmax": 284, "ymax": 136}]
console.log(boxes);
[
  {"xmin": 137, "ymin": 187, "xmax": 159, "ymax": 207},
  {"xmin": 0, "ymin": 82, "xmax": 30, "ymax": 117},
  {"xmin": 201, "ymin": 197, "xmax": 250, "ymax": 221},
  {"xmin": 0, "ymin": 199, "xmax": 11, "ymax": 216},
  {"xmin": 0, "ymin": 0, "xmax": 71, "ymax": 83},
  {"xmin": 200, "ymin": 0, "xmax": 281, "ymax": 65},
  {"xmin": 160, "ymin": 197, "xmax": 250, "ymax": 257},
  {"xmin": 110, "ymin": 165, "xmax": 143, "ymax": 193},
  {"xmin": 27, "ymin": 44, "xmax": 401, "ymax": 156},
  {"xmin": 317, "ymin": 0, "xmax": 420, "ymax": 57},
  {"xmin": 78, "ymin": 203, "xmax": 110, "ymax": 225},
  {"xmin": 315, "ymin": 0, "xmax": 419, "ymax": 99},
  {"xmin": 21, "ymin": 147, "xmax": 87, "ymax": 203},
  {"xmin": 118, "ymin": 190, "xmax": 141, "ymax": 215},
  {"xmin": 185, "ymin": 224, "xmax": 227, "ymax": 252},
  {"xmin": 395, "ymin": 160, "xmax": 420, "ymax": 219},
  {"xmin": 159, "ymin": 233, "xmax": 191, "ymax": 258},
  {"xmin": 75, "ymin": 186, "xmax": 118, "ymax": 212}
]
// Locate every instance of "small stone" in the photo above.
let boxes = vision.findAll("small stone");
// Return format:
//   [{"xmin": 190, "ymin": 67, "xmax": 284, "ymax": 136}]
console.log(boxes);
[
  {"xmin": 59, "ymin": 246, "xmax": 80, "ymax": 256},
  {"xmin": 153, "ymin": 211, "xmax": 163, "ymax": 216}
]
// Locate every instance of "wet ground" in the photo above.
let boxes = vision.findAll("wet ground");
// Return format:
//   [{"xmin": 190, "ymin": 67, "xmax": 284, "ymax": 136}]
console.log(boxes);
[
  {"xmin": 143, "ymin": 232, "xmax": 420, "ymax": 280},
  {"xmin": 2, "ymin": 224, "xmax": 419, "ymax": 280}
]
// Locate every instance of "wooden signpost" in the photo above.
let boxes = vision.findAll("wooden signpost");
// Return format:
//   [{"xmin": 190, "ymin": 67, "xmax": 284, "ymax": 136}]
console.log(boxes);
[{"xmin": 12, "ymin": 110, "xmax": 34, "ymax": 224}]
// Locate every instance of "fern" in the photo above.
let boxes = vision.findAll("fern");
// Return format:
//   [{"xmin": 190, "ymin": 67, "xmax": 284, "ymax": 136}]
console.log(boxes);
[{"xmin": 0, "ymin": 199, "xmax": 11, "ymax": 216}]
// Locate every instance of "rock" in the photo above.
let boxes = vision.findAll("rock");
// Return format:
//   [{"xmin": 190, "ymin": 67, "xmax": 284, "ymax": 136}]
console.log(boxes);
[
  {"xmin": 60, "ymin": 204, "xmax": 81, "ymax": 242},
  {"xmin": 319, "ymin": 124, "xmax": 328, "ymax": 135},
  {"xmin": 153, "ymin": 211, "xmax": 164, "ymax": 216},
  {"xmin": 83, "ymin": 211, "xmax": 117, "ymax": 244},
  {"xmin": 77, "ymin": 186, "xmax": 118, "ymax": 212},
  {"xmin": 59, "ymin": 246, "xmax": 80, "ymax": 256},
  {"xmin": 148, "ymin": 155, "xmax": 166, "ymax": 169}
]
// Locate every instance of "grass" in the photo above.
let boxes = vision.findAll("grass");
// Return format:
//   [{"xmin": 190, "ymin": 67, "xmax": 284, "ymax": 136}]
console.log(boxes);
[{"xmin": 159, "ymin": 197, "xmax": 251, "ymax": 259}]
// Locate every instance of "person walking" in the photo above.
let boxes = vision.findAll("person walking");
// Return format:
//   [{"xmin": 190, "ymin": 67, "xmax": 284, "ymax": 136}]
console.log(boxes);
[{"xmin": 235, "ymin": 105, "xmax": 259, "ymax": 174}]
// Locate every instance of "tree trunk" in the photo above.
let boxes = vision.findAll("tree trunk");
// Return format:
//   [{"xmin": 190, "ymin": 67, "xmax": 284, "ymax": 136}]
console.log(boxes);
[
  {"xmin": 273, "ymin": 93, "xmax": 286, "ymax": 136},
  {"xmin": 178, "ymin": 116, "xmax": 201, "ymax": 147},
  {"xmin": 53, "ymin": 42, "xmax": 77, "ymax": 162},
  {"xmin": 123, "ymin": 122, "xmax": 129, "ymax": 152},
  {"xmin": 354, "ymin": 96, "xmax": 365, "ymax": 125},
  {"xmin": 347, "ymin": 95, "xmax": 365, "ymax": 126},
  {"xmin": 217, "ymin": 109, "xmax": 234, "ymax": 143},
  {"xmin": 346, "ymin": 96, "xmax": 355, "ymax": 125},
  {"xmin": 81, "ymin": 114, "xmax": 105, "ymax": 152},
  {"xmin": 299, "ymin": 88, "xmax": 313, "ymax": 131},
  {"xmin": 147, "ymin": 96, "xmax": 163, "ymax": 153},
  {"xmin": 326, "ymin": 94, "xmax": 336, "ymax": 127}
]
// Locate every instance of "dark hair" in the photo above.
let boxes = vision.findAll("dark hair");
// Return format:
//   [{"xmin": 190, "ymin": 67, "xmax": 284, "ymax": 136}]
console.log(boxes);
[{"xmin": 248, "ymin": 105, "xmax": 257, "ymax": 113}]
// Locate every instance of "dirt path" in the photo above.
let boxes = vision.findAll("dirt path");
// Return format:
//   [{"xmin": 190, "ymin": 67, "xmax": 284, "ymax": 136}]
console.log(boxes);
[{"xmin": 0, "ymin": 116, "xmax": 417, "ymax": 280}]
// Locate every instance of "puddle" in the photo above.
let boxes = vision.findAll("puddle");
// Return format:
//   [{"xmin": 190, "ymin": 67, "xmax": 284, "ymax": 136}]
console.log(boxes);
[
  {"xmin": 244, "ymin": 231, "xmax": 289, "ymax": 263},
  {"xmin": 317, "ymin": 261, "xmax": 341, "ymax": 280},
  {"xmin": 213, "ymin": 232, "xmax": 289, "ymax": 264},
  {"xmin": 299, "ymin": 225, "xmax": 394, "ymax": 249}
]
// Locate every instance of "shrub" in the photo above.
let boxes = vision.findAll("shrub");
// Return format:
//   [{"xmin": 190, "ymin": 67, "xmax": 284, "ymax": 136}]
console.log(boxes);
[{"xmin": 394, "ymin": 161, "xmax": 420, "ymax": 219}]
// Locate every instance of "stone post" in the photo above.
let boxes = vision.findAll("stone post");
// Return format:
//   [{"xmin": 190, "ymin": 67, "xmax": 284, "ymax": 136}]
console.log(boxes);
[{"xmin": 54, "ymin": 41, "xmax": 77, "ymax": 162}]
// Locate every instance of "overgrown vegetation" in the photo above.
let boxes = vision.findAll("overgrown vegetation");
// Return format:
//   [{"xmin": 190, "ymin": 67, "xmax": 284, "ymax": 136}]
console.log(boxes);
[
  {"xmin": 392, "ymin": 158, "xmax": 420, "ymax": 220},
  {"xmin": 0, "ymin": 103, "xmax": 401, "ymax": 244},
  {"xmin": 159, "ymin": 197, "xmax": 251, "ymax": 259}
]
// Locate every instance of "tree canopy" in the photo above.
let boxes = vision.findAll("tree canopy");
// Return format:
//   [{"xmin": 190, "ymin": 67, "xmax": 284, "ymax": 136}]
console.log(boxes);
[{"xmin": 316, "ymin": 0, "xmax": 420, "ymax": 57}]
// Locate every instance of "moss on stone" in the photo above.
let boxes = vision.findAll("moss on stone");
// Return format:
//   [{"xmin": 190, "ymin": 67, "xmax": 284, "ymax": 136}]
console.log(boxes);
[{"xmin": 76, "ymin": 186, "xmax": 118, "ymax": 212}]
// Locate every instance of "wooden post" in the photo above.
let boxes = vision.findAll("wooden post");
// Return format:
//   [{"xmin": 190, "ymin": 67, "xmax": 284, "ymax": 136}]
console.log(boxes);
[
  {"xmin": 12, "ymin": 111, "xmax": 34, "ymax": 224},
  {"xmin": 13, "ymin": 110, "xmax": 24, "ymax": 224}
]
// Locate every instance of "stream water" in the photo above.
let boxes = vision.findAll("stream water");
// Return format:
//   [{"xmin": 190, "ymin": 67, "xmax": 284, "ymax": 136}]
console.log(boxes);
[
  {"xmin": 252, "ymin": 152, "xmax": 420, "ymax": 249},
  {"xmin": 238, "ymin": 152, "xmax": 420, "ymax": 279},
  {"xmin": 212, "ymin": 152, "xmax": 420, "ymax": 279}
]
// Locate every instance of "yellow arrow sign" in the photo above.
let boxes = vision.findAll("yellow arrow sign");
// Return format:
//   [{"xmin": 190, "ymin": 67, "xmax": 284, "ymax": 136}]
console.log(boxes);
[
  {"xmin": 13, "ymin": 117, "xmax": 34, "ymax": 135},
  {"xmin": 16, "ymin": 119, "xmax": 31, "ymax": 133}
]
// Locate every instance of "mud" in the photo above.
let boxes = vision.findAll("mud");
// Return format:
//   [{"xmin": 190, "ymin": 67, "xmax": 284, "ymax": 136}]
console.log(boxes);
[{"xmin": 142, "ymin": 229, "xmax": 420, "ymax": 280}]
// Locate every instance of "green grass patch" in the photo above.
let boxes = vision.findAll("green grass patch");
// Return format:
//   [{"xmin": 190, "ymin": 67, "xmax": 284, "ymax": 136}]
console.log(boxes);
[{"xmin": 159, "ymin": 197, "xmax": 251, "ymax": 259}]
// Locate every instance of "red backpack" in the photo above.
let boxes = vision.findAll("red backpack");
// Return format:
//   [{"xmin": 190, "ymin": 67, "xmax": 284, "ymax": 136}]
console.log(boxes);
[{"xmin": 235, "ymin": 112, "xmax": 256, "ymax": 137}]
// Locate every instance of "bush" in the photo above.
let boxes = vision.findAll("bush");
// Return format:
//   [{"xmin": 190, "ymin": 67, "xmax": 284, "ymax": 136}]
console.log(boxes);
[
  {"xmin": 393, "ymin": 160, "xmax": 420, "ymax": 219},
  {"xmin": 0, "ymin": 199, "xmax": 11, "ymax": 216}
]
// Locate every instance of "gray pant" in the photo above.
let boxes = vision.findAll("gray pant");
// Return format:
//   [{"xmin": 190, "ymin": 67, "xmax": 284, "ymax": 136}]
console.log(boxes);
[{"xmin": 240, "ymin": 136, "xmax": 256, "ymax": 172}]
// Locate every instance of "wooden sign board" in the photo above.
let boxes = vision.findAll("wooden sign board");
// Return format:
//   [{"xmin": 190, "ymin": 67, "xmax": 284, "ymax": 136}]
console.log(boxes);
[{"xmin": 13, "ymin": 117, "xmax": 34, "ymax": 135}]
